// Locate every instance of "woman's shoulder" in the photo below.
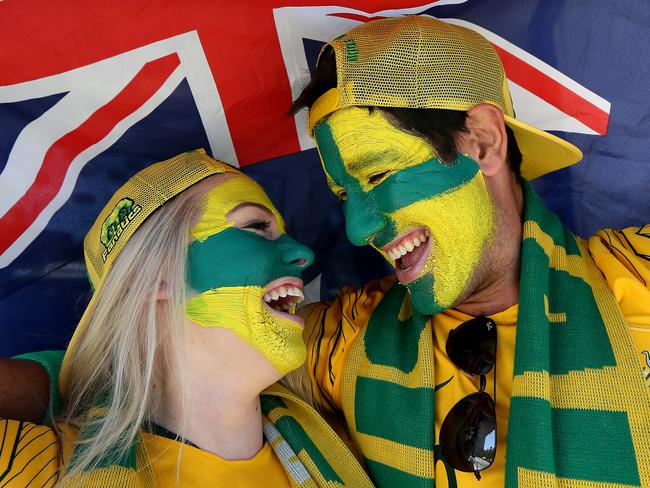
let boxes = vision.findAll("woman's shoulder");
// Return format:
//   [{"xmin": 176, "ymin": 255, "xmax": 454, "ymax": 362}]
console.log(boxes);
[{"xmin": 0, "ymin": 419, "xmax": 60, "ymax": 487}]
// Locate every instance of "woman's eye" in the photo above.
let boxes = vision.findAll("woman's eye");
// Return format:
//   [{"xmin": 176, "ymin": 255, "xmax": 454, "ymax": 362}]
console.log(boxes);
[
  {"xmin": 243, "ymin": 219, "xmax": 271, "ymax": 232},
  {"xmin": 368, "ymin": 171, "xmax": 390, "ymax": 185}
]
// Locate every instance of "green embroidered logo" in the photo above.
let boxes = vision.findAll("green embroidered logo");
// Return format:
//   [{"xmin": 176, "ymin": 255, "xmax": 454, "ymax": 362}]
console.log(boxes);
[
  {"xmin": 344, "ymin": 38, "xmax": 359, "ymax": 62},
  {"xmin": 100, "ymin": 198, "xmax": 142, "ymax": 262}
]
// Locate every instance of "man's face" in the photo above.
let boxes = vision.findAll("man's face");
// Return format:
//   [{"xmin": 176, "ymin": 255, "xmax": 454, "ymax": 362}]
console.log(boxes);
[{"xmin": 313, "ymin": 107, "xmax": 496, "ymax": 315}]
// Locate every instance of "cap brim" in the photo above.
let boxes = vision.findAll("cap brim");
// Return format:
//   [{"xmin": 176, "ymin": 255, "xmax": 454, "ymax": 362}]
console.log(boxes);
[{"xmin": 504, "ymin": 115, "xmax": 583, "ymax": 181}]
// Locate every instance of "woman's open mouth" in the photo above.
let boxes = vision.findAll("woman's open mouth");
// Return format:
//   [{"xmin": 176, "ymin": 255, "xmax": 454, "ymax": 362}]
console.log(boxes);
[
  {"xmin": 262, "ymin": 277, "xmax": 305, "ymax": 324},
  {"xmin": 383, "ymin": 228, "xmax": 432, "ymax": 284}
]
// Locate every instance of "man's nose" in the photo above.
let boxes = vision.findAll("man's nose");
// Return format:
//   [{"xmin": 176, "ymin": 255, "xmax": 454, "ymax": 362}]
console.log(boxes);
[{"xmin": 343, "ymin": 193, "xmax": 387, "ymax": 246}]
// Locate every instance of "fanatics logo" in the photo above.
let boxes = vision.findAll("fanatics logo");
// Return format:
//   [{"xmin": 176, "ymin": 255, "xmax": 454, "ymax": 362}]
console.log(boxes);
[{"xmin": 100, "ymin": 198, "xmax": 142, "ymax": 261}]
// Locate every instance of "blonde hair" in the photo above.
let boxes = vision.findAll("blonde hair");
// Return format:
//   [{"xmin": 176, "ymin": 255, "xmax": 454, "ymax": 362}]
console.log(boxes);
[
  {"xmin": 56, "ymin": 173, "xmax": 315, "ymax": 485},
  {"xmin": 57, "ymin": 180, "xmax": 206, "ymax": 484}
]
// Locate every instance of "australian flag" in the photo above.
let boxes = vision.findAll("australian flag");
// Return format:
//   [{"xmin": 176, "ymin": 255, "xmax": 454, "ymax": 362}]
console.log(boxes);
[{"xmin": 1, "ymin": 0, "xmax": 649, "ymax": 355}]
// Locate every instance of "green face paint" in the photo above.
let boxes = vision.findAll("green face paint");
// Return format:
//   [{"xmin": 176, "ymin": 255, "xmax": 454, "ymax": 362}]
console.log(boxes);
[
  {"xmin": 314, "ymin": 107, "xmax": 495, "ymax": 315},
  {"xmin": 187, "ymin": 228, "xmax": 304, "ymax": 291},
  {"xmin": 185, "ymin": 176, "xmax": 314, "ymax": 374}
]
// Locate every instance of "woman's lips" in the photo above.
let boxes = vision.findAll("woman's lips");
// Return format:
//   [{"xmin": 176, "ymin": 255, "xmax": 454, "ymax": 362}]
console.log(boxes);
[{"xmin": 262, "ymin": 277, "xmax": 305, "ymax": 325}]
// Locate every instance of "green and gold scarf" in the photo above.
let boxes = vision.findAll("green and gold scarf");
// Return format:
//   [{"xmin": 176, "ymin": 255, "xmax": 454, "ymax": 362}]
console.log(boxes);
[
  {"xmin": 505, "ymin": 183, "xmax": 650, "ymax": 487},
  {"xmin": 340, "ymin": 182, "xmax": 650, "ymax": 487}
]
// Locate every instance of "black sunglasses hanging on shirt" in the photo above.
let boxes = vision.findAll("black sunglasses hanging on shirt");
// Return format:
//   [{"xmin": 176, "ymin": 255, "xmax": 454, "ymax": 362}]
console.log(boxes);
[{"xmin": 440, "ymin": 315, "xmax": 497, "ymax": 480}]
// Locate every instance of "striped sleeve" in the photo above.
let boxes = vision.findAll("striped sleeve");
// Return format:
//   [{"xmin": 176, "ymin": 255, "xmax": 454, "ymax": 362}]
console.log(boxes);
[
  {"xmin": 0, "ymin": 420, "xmax": 59, "ymax": 488},
  {"xmin": 589, "ymin": 225, "xmax": 650, "ymax": 387},
  {"xmin": 589, "ymin": 225, "xmax": 650, "ymax": 318},
  {"xmin": 301, "ymin": 276, "xmax": 396, "ymax": 413}
]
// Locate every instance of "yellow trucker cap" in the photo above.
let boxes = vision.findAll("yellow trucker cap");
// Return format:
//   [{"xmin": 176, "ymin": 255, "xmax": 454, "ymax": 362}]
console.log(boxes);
[{"xmin": 307, "ymin": 16, "xmax": 582, "ymax": 180}]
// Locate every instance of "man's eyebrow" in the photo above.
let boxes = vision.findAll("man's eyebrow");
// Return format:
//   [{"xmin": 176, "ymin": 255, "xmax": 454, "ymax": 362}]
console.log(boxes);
[{"xmin": 347, "ymin": 150, "xmax": 400, "ymax": 172}]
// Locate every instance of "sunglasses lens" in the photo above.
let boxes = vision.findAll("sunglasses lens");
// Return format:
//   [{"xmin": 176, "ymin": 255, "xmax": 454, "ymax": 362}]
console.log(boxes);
[
  {"xmin": 439, "ymin": 391, "xmax": 496, "ymax": 474},
  {"xmin": 446, "ymin": 316, "xmax": 496, "ymax": 375}
]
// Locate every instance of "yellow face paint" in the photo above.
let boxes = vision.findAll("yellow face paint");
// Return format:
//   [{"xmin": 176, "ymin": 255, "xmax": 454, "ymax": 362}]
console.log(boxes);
[
  {"xmin": 185, "ymin": 287, "xmax": 306, "ymax": 375},
  {"xmin": 314, "ymin": 107, "xmax": 495, "ymax": 315},
  {"xmin": 186, "ymin": 175, "xmax": 314, "ymax": 374},
  {"xmin": 384, "ymin": 173, "xmax": 495, "ymax": 311},
  {"xmin": 321, "ymin": 108, "xmax": 438, "ymax": 198},
  {"xmin": 191, "ymin": 175, "xmax": 285, "ymax": 242}
]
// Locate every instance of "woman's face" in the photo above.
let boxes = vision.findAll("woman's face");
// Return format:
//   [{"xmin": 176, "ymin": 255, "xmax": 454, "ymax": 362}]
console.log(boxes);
[{"xmin": 185, "ymin": 174, "xmax": 314, "ymax": 376}]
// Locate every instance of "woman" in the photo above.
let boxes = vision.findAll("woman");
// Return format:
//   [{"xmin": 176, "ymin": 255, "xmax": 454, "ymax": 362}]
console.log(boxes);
[{"xmin": 0, "ymin": 149, "xmax": 372, "ymax": 487}]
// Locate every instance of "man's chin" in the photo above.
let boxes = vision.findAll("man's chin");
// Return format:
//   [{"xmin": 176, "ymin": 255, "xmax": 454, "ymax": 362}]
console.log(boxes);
[{"xmin": 404, "ymin": 274, "xmax": 451, "ymax": 316}]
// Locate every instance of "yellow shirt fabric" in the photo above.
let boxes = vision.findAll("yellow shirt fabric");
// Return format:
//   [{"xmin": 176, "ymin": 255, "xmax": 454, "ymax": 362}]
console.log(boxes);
[
  {"xmin": 304, "ymin": 226, "xmax": 650, "ymax": 487},
  {"xmin": 142, "ymin": 433, "xmax": 293, "ymax": 487},
  {"xmin": 0, "ymin": 420, "xmax": 292, "ymax": 487}
]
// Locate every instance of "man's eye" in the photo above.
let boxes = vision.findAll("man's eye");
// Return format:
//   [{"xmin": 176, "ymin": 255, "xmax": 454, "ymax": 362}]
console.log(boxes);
[
  {"xmin": 368, "ymin": 171, "xmax": 390, "ymax": 185},
  {"xmin": 243, "ymin": 219, "xmax": 271, "ymax": 232}
]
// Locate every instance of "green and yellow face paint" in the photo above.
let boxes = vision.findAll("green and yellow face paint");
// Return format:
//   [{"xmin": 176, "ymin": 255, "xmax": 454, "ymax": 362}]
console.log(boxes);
[
  {"xmin": 185, "ymin": 175, "xmax": 314, "ymax": 375},
  {"xmin": 313, "ymin": 107, "xmax": 495, "ymax": 315}
]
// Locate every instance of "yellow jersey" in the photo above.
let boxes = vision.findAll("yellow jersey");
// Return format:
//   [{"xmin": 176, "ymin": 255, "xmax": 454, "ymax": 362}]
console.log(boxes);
[
  {"xmin": 0, "ymin": 420, "xmax": 294, "ymax": 487},
  {"xmin": 304, "ymin": 226, "xmax": 650, "ymax": 487}
]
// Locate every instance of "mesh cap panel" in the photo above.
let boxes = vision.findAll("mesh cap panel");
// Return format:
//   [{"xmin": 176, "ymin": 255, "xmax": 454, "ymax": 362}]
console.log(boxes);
[
  {"xmin": 331, "ymin": 16, "xmax": 511, "ymax": 114},
  {"xmin": 308, "ymin": 16, "xmax": 582, "ymax": 180},
  {"xmin": 84, "ymin": 149, "xmax": 237, "ymax": 289}
]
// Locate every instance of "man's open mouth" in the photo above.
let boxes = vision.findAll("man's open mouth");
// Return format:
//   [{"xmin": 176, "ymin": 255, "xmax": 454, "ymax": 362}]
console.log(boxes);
[
  {"xmin": 263, "ymin": 277, "xmax": 305, "ymax": 324},
  {"xmin": 383, "ymin": 228, "xmax": 431, "ymax": 284}
]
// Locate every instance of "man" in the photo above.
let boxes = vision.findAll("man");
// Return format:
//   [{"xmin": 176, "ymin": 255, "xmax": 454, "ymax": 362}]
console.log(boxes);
[
  {"xmin": 1, "ymin": 15, "xmax": 649, "ymax": 488},
  {"xmin": 292, "ymin": 16, "xmax": 650, "ymax": 487}
]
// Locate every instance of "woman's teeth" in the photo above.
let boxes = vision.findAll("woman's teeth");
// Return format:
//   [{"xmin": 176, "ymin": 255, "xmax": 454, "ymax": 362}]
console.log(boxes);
[
  {"xmin": 263, "ymin": 286, "xmax": 304, "ymax": 303},
  {"xmin": 263, "ymin": 286, "xmax": 304, "ymax": 314},
  {"xmin": 387, "ymin": 230, "xmax": 429, "ymax": 260}
]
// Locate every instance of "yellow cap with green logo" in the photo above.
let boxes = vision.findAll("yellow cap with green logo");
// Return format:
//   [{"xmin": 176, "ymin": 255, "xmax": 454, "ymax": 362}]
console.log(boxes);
[
  {"xmin": 60, "ymin": 148, "xmax": 240, "ymax": 396},
  {"xmin": 307, "ymin": 16, "xmax": 582, "ymax": 180}
]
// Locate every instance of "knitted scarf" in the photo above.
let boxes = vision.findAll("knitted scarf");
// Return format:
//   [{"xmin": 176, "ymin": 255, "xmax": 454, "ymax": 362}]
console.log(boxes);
[
  {"xmin": 505, "ymin": 182, "xmax": 650, "ymax": 487},
  {"xmin": 339, "ymin": 182, "xmax": 650, "ymax": 487}
]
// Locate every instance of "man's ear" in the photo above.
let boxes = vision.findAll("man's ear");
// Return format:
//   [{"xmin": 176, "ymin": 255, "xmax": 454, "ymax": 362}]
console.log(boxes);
[{"xmin": 457, "ymin": 104, "xmax": 508, "ymax": 177}]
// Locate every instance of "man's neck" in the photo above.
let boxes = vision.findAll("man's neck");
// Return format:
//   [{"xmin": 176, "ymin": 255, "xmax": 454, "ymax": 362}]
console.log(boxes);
[
  {"xmin": 454, "ymin": 255, "xmax": 520, "ymax": 316},
  {"xmin": 455, "ymin": 176, "xmax": 524, "ymax": 317}
]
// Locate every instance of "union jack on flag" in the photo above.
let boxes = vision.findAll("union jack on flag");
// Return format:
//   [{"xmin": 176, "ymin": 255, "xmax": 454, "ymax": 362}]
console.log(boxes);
[{"xmin": 1, "ymin": 0, "xmax": 648, "ymax": 355}]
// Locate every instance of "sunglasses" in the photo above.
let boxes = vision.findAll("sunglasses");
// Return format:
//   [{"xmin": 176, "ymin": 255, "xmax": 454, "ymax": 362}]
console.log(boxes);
[{"xmin": 439, "ymin": 315, "xmax": 497, "ymax": 480}]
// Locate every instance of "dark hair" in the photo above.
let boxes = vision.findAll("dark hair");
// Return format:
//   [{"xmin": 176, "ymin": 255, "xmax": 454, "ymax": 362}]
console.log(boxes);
[{"xmin": 292, "ymin": 46, "xmax": 522, "ymax": 176}]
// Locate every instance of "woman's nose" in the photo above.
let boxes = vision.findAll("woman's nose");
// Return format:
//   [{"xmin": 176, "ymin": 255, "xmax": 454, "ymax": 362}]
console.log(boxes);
[
  {"xmin": 278, "ymin": 235, "xmax": 315, "ymax": 269},
  {"xmin": 343, "ymin": 193, "xmax": 387, "ymax": 247}
]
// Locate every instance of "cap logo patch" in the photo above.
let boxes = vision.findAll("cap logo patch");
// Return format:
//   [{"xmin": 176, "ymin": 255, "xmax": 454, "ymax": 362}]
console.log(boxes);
[
  {"xmin": 100, "ymin": 198, "xmax": 142, "ymax": 261},
  {"xmin": 344, "ymin": 38, "xmax": 359, "ymax": 62}
]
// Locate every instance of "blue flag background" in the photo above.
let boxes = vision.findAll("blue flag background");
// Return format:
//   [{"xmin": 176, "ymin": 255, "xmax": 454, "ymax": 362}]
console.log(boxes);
[{"xmin": 1, "ymin": 0, "xmax": 648, "ymax": 356}]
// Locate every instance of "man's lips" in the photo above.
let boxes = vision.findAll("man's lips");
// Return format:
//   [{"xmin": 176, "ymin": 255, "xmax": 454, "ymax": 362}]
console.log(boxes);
[
  {"xmin": 381, "ymin": 228, "xmax": 432, "ymax": 284},
  {"xmin": 262, "ymin": 277, "xmax": 304, "ymax": 324}
]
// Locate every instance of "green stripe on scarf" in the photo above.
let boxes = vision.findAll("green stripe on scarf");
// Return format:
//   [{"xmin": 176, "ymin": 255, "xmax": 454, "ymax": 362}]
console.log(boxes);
[
  {"xmin": 505, "ymin": 181, "xmax": 650, "ymax": 487},
  {"xmin": 261, "ymin": 395, "xmax": 343, "ymax": 484}
]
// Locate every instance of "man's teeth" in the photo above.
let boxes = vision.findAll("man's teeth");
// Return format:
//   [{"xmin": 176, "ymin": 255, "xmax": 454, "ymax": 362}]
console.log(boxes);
[
  {"xmin": 263, "ymin": 286, "xmax": 304, "ymax": 304},
  {"xmin": 387, "ymin": 231, "xmax": 429, "ymax": 260}
]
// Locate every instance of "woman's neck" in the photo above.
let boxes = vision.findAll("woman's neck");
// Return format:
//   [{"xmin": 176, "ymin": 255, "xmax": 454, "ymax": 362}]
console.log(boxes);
[{"xmin": 152, "ymin": 345, "xmax": 267, "ymax": 460}]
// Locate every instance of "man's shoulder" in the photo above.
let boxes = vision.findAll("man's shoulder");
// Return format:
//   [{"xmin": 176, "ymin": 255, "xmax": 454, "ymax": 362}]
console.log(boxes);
[
  {"xmin": 301, "ymin": 275, "xmax": 399, "ymax": 335},
  {"xmin": 587, "ymin": 226, "xmax": 650, "ymax": 322},
  {"xmin": 588, "ymin": 225, "xmax": 650, "ymax": 278}
]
